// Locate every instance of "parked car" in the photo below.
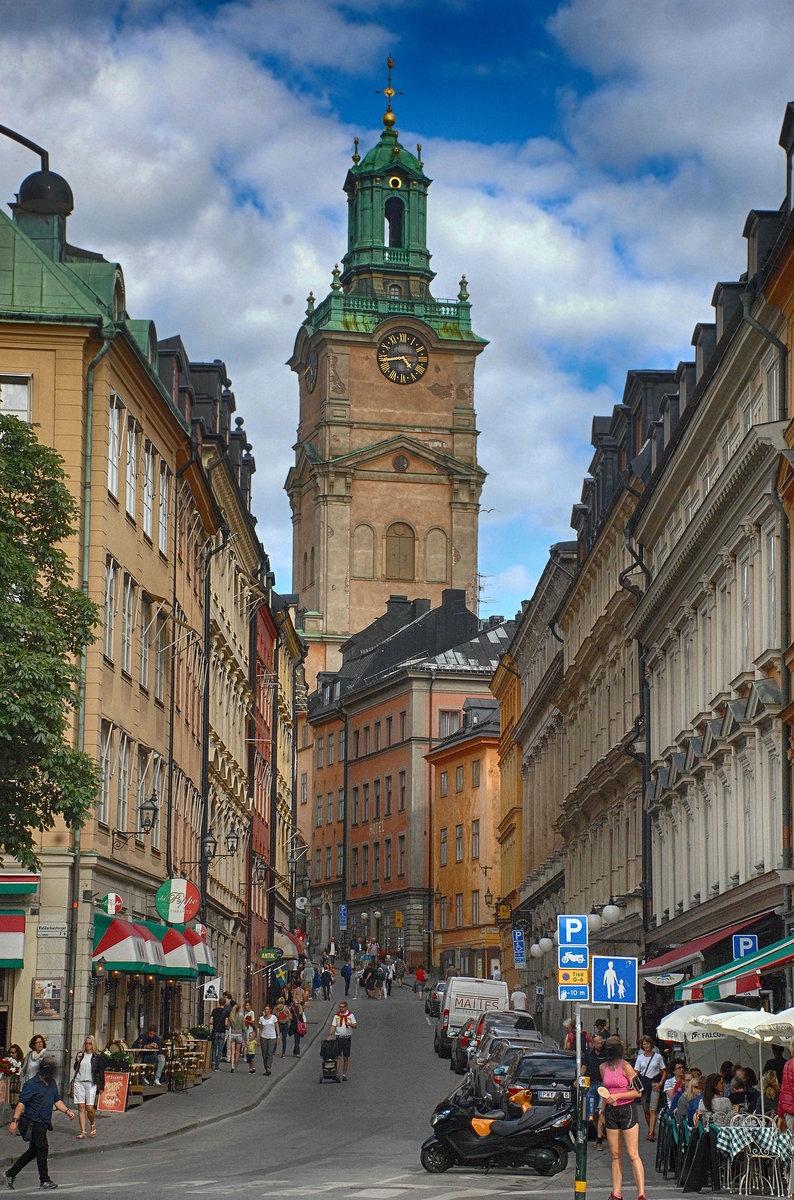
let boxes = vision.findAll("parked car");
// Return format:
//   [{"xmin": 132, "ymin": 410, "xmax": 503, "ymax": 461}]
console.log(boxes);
[
  {"xmin": 471, "ymin": 1030, "xmax": 544, "ymax": 1100},
  {"xmin": 425, "ymin": 979, "xmax": 446, "ymax": 1018},
  {"xmin": 503, "ymin": 1050, "xmax": 576, "ymax": 1111},
  {"xmin": 449, "ymin": 1017, "xmax": 477, "ymax": 1074},
  {"xmin": 434, "ymin": 975, "xmax": 509, "ymax": 1058},
  {"xmin": 470, "ymin": 1009, "xmax": 537, "ymax": 1057}
]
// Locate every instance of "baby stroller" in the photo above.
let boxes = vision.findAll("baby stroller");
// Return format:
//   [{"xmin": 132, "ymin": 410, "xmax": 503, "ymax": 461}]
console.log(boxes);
[{"xmin": 319, "ymin": 1038, "xmax": 340, "ymax": 1084}]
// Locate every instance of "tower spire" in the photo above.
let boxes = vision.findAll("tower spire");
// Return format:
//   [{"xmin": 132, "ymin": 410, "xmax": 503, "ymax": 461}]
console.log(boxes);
[{"xmin": 375, "ymin": 56, "xmax": 403, "ymax": 130}]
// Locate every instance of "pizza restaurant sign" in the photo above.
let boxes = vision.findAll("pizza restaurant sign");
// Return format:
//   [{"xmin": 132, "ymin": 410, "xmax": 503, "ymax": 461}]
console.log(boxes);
[{"xmin": 643, "ymin": 973, "xmax": 685, "ymax": 987}]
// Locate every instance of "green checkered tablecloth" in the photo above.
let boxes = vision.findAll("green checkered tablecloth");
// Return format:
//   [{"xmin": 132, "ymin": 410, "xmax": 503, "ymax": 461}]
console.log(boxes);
[{"xmin": 715, "ymin": 1125, "xmax": 794, "ymax": 1163}]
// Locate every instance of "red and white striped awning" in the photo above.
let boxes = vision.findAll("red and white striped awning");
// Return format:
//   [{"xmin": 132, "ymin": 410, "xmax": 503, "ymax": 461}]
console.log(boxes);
[
  {"xmin": 131, "ymin": 923, "xmax": 168, "ymax": 975},
  {"xmin": 159, "ymin": 927, "xmax": 198, "ymax": 979},
  {"xmin": 181, "ymin": 926, "xmax": 216, "ymax": 975},
  {"xmin": 92, "ymin": 917, "xmax": 148, "ymax": 972},
  {"xmin": 0, "ymin": 912, "xmax": 25, "ymax": 967}
]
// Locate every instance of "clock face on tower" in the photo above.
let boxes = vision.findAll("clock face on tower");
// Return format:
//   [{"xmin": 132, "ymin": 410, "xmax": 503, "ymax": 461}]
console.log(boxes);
[{"xmin": 377, "ymin": 330, "xmax": 429, "ymax": 385}]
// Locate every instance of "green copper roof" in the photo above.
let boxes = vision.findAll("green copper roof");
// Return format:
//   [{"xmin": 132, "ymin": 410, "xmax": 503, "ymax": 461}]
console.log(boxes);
[
  {"xmin": 352, "ymin": 129, "xmax": 430, "ymax": 184},
  {"xmin": 0, "ymin": 208, "xmax": 110, "ymax": 318}
]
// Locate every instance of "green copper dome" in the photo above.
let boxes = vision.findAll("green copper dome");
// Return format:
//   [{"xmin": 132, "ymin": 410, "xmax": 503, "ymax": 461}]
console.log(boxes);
[{"xmin": 354, "ymin": 129, "xmax": 429, "ymax": 183}]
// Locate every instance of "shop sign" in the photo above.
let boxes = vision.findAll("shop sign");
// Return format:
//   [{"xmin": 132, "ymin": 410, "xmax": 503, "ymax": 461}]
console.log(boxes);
[
  {"xmin": 193, "ymin": 923, "xmax": 207, "ymax": 941},
  {"xmin": 155, "ymin": 878, "xmax": 200, "ymax": 924},
  {"xmin": 101, "ymin": 893, "xmax": 123, "ymax": 915},
  {"xmin": 259, "ymin": 947, "xmax": 281, "ymax": 963},
  {"xmin": 644, "ymin": 972, "xmax": 684, "ymax": 987},
  {"xmin": 96, "ymin": 1071, "xmax": 130, "ymax": 1113},
  {"xmin": 36, "ymin": 924, "xmax": 67, "ymax": 938}
]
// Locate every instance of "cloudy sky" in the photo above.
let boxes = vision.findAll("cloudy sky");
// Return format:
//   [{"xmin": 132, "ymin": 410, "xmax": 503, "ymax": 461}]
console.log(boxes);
[{"xmin": 2, "ymin": 0, "xmax": 794, "ymax": 618}]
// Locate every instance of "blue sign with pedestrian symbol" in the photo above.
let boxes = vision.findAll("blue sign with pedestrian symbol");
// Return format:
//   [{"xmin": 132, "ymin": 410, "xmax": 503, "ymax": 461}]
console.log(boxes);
[
  {"xmin": 591, "ymin": 956, "xmax": 638, "ymax": 1005},
  {"xmin": 512, "ymin": 929, "xmax": 526, "ymax": 968},
  {"xmin": 339, "ymin": 903, "xmax": 347, "ymax": 930},
  {"xmin": 733, "ymin": 933, "xmax": 757, "ymax": 959}
]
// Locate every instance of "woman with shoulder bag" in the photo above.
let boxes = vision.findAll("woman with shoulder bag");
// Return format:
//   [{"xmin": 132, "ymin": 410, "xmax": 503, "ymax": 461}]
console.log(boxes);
[
  {"xmin": 289, "ymin": 998, "xmax": 305, "ymax": 1056},
  {"xmin": 5, "ymin": 1058, "xmax": 74, "ymax": 1189},
  {"xmin": 20, "ymin": 1035, "xmax": 51, "ymax": 1086},
  {"xmin": 71, "ymin": 1035, "xmax": 105, "ymax": 1139},
  {"xmin": 633, "ymin": 1035, "xmax": 667, "ymax": 1141},
  {"xmin": 598, "ymin": 1036, "xmax": 646, "ymax": 1200}
]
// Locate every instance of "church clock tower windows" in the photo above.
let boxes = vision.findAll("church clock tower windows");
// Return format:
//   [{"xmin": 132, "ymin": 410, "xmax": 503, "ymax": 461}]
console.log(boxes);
[{"xmin": 286, "ymin": 61, "xmax": 487, "ymax": 684}]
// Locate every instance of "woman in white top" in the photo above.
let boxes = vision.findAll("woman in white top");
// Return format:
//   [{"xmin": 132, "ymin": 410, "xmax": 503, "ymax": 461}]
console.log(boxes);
[
  {"xmin": 258, "ymin": 1005, "xmax": 279, "ymax": 1075},
  {"xmin": 72, "ymin": 1035, "xmax": 103, "ymax": 1138},
  {"xmin": 634, "ymin": 1035, "xmax": 667, "ymax": 1141}
]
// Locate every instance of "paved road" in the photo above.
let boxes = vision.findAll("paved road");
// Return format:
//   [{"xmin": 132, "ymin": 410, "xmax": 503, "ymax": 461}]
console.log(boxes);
[{"xmin": 8, "ymin": 986, "xmax": 662, "ymax": 1198}]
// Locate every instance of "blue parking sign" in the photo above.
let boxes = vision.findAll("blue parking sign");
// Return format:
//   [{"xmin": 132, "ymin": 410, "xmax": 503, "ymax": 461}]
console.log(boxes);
[
  {"xmin": 512, "ymin": 929, "xmax": 526, "ymax": 968},
  {"xmin": 733, "ymin": 933, "xmax": 757, "ymax": 959},
  {"xmin": 557, "ymin": 914, "xmax": 589, "ymax": 946},
  {"xmin": 339, "ymin": 903, "xmax": 347, "ymax": 930},
  {"xmin": 591, "ymin": 956, "xmax": 638, "ymax": 1005}
]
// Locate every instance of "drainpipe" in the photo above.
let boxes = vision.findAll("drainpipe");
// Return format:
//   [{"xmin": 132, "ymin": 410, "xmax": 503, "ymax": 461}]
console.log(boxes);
[
  {"xmin": 740, "ymin": 295, "xmax": 791, "ymax": 882},
  {"xmin": 341, "ymin": 707, "xmax": 350, "ymax": 946},
  {"xmin": 620, "ymin": 523, "xmax": 652, "ymax": 934},
  {"xmin": 165, "ymin": 448, "xmax": 199, "ymax": 877},
  {"xmin": 64, "ymin": 321, "xmax": 115, "ymax": 1086},
  {"xmin": 199, "ymin": 519, "xmax": 229, "ymax": 923},
  {"xmin": 426, "ymin": 668, "xmax": 436, "ymax": 972}
]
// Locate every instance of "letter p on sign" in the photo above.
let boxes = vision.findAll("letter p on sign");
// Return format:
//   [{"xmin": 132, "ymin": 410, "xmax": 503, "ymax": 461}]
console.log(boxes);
[
  {"xmin": 733, "ymin": 933, "xmax": 758, "ymax": 959},
  {"xmin": 558, "ymin": 915, "xmax": 588, "ymax": 946}
]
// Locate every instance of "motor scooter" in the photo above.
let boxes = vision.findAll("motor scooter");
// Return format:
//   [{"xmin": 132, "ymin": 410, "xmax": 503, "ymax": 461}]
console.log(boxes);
[{"xmin": 420, "ymin": 1083, "xmax": 574, "ymax": 1174}]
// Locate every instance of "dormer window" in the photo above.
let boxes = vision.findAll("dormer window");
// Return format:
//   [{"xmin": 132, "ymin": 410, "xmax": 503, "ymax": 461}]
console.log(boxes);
[{"xmin": 388, "ymin": 284, "xmax": 402, "ymax": 299}]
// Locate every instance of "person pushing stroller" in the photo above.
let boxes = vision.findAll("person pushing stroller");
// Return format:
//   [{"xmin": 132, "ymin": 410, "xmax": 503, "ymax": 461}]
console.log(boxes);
[{"xmin": 329, "ymin": 1000, "xmax": 357, "ymax": 1081}]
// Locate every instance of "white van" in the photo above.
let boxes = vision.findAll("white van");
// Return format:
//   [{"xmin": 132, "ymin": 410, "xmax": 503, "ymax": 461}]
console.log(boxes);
[{"xmin": 434, "ymin": 975, "xmax": 510, "ymax": 1057}]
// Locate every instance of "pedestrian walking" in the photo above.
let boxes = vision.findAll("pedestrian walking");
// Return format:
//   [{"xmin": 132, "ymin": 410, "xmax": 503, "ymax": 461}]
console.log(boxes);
[
  {"xmin": 245, "ymin": 1028, "xmax": 258, "ymax": 1074},
  {"xmin": 259, "ymin": 1004, "xmax": 278, "ymax": 1075},
  {"xmin": 5, "ymin": 1058, "xmax": 75, "ymax": 1190},
  {"xmin": 330, "ymin": 999, "xmax": 357, "ymax": 1081},
  {"xmin": 20, "ymin": 1036, "xmax": 52, "ymax": 1086},
  {"xmin": 414, "ymin": 966, "xmax": 426, "ymax": 995},
  {"xmin": 210, "ymin": 1001, "xmax": 229, "ymax": 1070},
  {"xmin": 228, "ymin": 1003, "xmax": 245, "ymax": 1073},
  {"xmin": 342, "ymin": 959, "xmax": 352, "ymax": 997},
  {"xmin": 289, "ymin": 997, "xmax": 306, "ymax": 1055},
  {"xmin": 321, "ymin": 964, "xmax": 333, "ymax": 1000},
  {"xmin": 274, "ymin": 997, "xmax": 290, "ymax": 1058},
  {"xmin": 394, "ymin": 956, "xmax": 406, "ymax": 988},
  {"xmin": 634, "ymin": 1035, "xmax": 666, "ymax": 1142},
  {"xmin": 598, "ymin": 1036, "xmax": 646, "ymax": 1200},
  {"xmin": 71, "ymin": 1035, "xmax": 105, "ymax": 1139}
]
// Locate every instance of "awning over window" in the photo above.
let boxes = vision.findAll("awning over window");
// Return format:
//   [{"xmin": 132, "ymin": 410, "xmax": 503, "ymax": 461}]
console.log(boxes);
[
  {"xmin": 179, "ymin": 926, "xmax": 216, "ymax": 976},
  {"xmin": 0, "ymin": 911, "xmax": 25, "ymax": 967},
  {"xmin": 273, "ymin": 927, "xmax": 304, "ymax": 961},
  {"xmin": 0, "ymin": 874, "xmax": 39, "ymax": 895},
  {"xmin": 675, "ymin": 932, "xmax": 794, "ymax": 1002},
  {"xmin": 92, "ymin": 915, "xmax": 148, "ymax": 972},
  {"xmin": 158, "ymin": 927, "xmax": 198, "ymax": 979},
  {"xmin": 131, "ymin": 923, "xmax": 168, "ymax": 976},
  {"xmin": 640, "ymin": 916, "xmax": 762, "ymax": 977}
]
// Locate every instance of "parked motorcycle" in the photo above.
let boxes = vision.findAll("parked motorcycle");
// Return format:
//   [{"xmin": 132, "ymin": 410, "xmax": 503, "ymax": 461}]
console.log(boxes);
[{"xmin": 420, "ymin": 1083, "xmax": 573, "ymax": 1175}]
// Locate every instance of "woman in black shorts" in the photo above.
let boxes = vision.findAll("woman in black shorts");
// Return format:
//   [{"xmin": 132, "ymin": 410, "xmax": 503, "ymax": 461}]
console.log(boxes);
[{"xmin": 599, "ymin": 1036, "xmax": 646, "ymax": 1200}]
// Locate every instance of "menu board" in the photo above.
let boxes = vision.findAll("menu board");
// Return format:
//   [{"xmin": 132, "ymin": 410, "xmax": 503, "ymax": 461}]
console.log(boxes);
[{"xmin": 96, "ymin": 1070, "xmax": 130, "ymax": 1113}]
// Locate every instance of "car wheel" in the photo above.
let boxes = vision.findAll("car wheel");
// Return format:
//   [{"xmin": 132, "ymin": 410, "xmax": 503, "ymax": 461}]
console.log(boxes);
[{"xmin": 420, "ymin": 1140, "xmax": 455, "ymax": 1173}]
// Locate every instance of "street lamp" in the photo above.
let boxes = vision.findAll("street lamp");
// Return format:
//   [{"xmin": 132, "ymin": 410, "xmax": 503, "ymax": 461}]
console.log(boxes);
[{"xmin": 111, "ymin": 788, "xmax": 159, "ymax": 851}]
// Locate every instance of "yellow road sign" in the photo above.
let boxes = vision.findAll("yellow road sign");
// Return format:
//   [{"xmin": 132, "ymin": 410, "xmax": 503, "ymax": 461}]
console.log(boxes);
[
  {"xmin": 395, "ymin": 910, "xmax": 403, "ymax": 928},
  {"xmin": 557, "ymin": 968, "xmax": 589, "ymax": 986}
]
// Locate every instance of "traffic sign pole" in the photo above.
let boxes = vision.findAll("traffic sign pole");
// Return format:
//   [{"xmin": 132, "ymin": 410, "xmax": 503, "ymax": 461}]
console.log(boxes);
[{"xmin": 575, "ymin": 1001, "xmax": 587, "ymax": 1198}]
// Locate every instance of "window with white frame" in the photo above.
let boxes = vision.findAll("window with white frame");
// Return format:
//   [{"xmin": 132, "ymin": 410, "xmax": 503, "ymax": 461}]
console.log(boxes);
[
  {"xmin": 767, "ymin": 360, "xmax": 779, "ymax": 419},
  {"xmin": 108, "ymin": 394, "xmax": 124, "ymax": 497},
  {"xmin": 150, "ymin": 755, "xmax": 163, "ymax": 849},
  {"xmin": 455, "ymin": 823, "xmax": 463, "ymax": 862},
  {"xmin": 398, "ymin": 769, "xmax": 406, "ymax": 811},
  {"xmin": 103, "ymin": 557, "xmax": 118, "ymax": 660},
  {"xmin": 439, "ymin": 896, "xmax": 447, "ymax": 929},
  {"xmin": 315, "ymin": 847, "xmax": 322, "ymax": 881},
  {"xmin": 126, "ymin": 417, "xmax": 139, "ymax": 518},
  {"xmin": 316, "ymin": 795, "xmax": 323, "ymax": 827},
  {"xmin": 0, "ymin": 375, "xmax": 31, "ymax": 420},
  {"xmin": 300, "ymin": 772, "xmax": 307, "ymax": 805},
  {"xmin": 316, "ymin": 737, "xmax": 324, "ymax": 768},
  {"xmin": 158, "ymin": 463, "xmax": 170, "ymax": 555},
  {"xmin": 385, "ymin": 775, "xmax": 392, "ymax": 816},
  {"xmin": 362, "ymin": 844, "xmax": 369, "ymax": 884},
  {"xmin": 767, "ymin": 530, "xmax": 777, "ymax": 645},
  {"xmin": 327, "ymin": 732, "xmax": 334, "ymax": 765},
  {"xmin": 373, "ymin": 841, "xmax": 380, "ymax": 883},
  {"xmin": 139, "ymin": 596, "xmax": 150, "ymax": 689},
  {"xmin": 142, "ymin": 443, "xmax": 155, "ymax": 538},
  {"xmin": 398, "ymin": 833, "xmax": 405, "ymax": 876},
  {"xmin": 336, "ymin": 842, "xmax": 344, "ymax": 876},
  {"xmin": 337, "ymin": 787, "xmax": 344, "ymax": 822},
  {"xmin": 472, "ymin": 759, "xmax": 480, "ymax": 787},
  {"xmin": 121, "ymin": 574, "xmax": 135, "ymax": 675},
  {"xmin": 117, "ymin": 733, "xmax": 130, "ymax": 829},
  {"xmin": 99, "ymin": 721, "xmax": 112, "ymax": 823},
  {"xmin": 439, "ymin": 709, "xmax": 460, "ymax": 738},
  {"xmin": 472, "ymin": 819, "xmax": 480, "ymax": 859},
  {"xmin": 740, "ymin": 558, "xmax": 751, "ymax": 672},
  {"xmin": 154, "ymin": 613, "xmax": 166, "ymax": 702},
  {"xmin": 327, "ymin": 791, "xmax": 333, "ymax": 824},
  {"xmin": 325, "ymin": 844, "xmax": 332, "ymax": 878},
  {"xmin": 472, "ymin": 889, "xmax": 480, "ymax": 924},
  {"xmin": 455, "ymin": 765, "xmax": 464, "ymax": 792},
  {"xmin": 440, "ymin": 770, "xmax": 447, "ymax": 797}
]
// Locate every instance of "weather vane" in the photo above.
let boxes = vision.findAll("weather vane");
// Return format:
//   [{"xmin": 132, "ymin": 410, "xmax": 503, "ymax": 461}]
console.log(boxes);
[{"xmin": 376, "ymin": 56, "xmax": 403, "ymax": 129}]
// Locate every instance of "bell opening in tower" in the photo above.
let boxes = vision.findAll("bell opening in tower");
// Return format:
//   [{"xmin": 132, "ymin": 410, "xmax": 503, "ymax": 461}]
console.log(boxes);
[{"xmin": 385, "ymin": 196, "xmax": 404, "ymax": 248}]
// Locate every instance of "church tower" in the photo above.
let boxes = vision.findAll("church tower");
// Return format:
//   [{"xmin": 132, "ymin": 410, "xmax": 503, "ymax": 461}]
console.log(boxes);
[{"xmin": 286, "ymin": 63, "xmax": 487, "ymax": 682}]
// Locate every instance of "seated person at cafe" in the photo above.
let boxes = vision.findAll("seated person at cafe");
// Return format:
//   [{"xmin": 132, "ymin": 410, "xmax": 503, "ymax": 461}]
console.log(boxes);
[
  {"xmin": 132, "ymin": 1026, "xmax": 165, "ymax": 1085},
  {"xmin": 727, "ymin": 1065, "xmax": 759, "ymax": 1110}
]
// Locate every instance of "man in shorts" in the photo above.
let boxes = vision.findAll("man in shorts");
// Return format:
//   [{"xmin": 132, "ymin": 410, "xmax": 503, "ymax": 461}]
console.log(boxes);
[{"xmin": 330, "ymin": 1000, "xmax": 357, "ymax": 1081}]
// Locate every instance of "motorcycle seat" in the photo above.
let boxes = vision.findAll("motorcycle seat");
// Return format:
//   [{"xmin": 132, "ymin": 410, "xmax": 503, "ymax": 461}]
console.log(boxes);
[{"xmin": 489, "ymin": 1108, "xmax": 550, "ymax": 1136}]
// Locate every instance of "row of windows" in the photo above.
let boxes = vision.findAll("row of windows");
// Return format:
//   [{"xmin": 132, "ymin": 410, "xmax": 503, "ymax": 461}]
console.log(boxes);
[
  {"xmin": 439, "ymin": 820, "xmax": 479, "ymax": 865},
  {"xmin": 312, "ymin": 834, "xmax": 408, "ymax": 884},
  {"xmin": 312, "ymin": 709, "xmax": 463, "ymax": 771},
  {"xmin": 108, "ymin": 395, "xmax": 172, "ymax": 554},
  {"xmin": 104, "ymin": 558, "xmax": 167, "ymax": 699},
  {"xmin": 313, "ymin": 771, "xmax": 409, "ymax": 827},
  {"xmin": 98, "ymin": 721, "xmax": 165, "ymax": 846},
  {"xmin": 437, "ymin": 890, "xmax": 481, "ymax": 929},
  {"xmin": 439, "ymin": 759, "xmax": 480, "ymax": 796}
]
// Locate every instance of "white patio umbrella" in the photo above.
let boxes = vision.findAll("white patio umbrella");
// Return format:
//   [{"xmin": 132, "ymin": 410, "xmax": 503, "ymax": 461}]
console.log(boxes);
[
  {"xmin": 656, "ymin": 1001, "xmax": 750, "ymax": 1075},
  {"xmin": 691, "ymin": 1010, "xmax": 780, "ymax": 1115},
  {"xmin": 754, "ymin": 1007, "xmax": 794, "ymax": 1042}
]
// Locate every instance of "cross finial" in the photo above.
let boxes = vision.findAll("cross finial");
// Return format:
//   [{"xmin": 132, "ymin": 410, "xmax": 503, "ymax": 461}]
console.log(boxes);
[{"xmin": 376, "ymin": 56, "xmax": 403, "ymax": 130}]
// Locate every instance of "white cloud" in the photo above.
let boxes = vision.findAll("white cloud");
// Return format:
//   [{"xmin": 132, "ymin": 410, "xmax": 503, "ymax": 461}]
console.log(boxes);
[{"xmin": 0, "ymin": 0, "xmax": 792, "ymax": 610}]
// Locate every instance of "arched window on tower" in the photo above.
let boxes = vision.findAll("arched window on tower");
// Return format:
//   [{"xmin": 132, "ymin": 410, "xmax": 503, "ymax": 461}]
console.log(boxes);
[
  {"xmin": 352, "ymin": 523, "xmax": 375, "ymax": 578},
  {"xmin": 385, "ymin": 522, "xmax": 415, "ymax": 580},
  {"xmin": 385, "ymin": 197, "xmax": 404, "ymax": 248},
  {"xmin": 302, "ymin": 552, "xmax": 308, "ymax": 589},
  {"xmin": 388, "ymin": 284, "xmax": 402, "ymax": 299},
  {"xmin": 310, "ymin": 547, "xmax": 315, "ymax": 585}
]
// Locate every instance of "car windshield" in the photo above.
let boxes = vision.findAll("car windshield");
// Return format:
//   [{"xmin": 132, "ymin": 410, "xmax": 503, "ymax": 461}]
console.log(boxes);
[{"xmin": 513, "ymin": 1054, "xmax": 577, "ymax": 1084}]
